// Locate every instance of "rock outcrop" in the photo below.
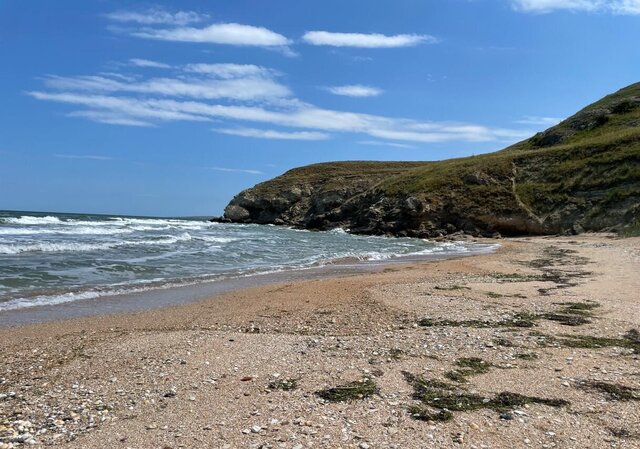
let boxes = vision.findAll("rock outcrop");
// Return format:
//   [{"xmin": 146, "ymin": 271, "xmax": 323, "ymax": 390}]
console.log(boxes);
[{"xmin": 223, "ymin": 83, "xmax": 640, "ymax": 237}]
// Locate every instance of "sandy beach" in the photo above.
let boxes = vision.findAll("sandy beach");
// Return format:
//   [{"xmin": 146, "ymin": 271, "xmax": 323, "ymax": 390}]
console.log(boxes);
[{"xmin": 1, "ymin": 234, "xmax": 639, "ymax": 449}]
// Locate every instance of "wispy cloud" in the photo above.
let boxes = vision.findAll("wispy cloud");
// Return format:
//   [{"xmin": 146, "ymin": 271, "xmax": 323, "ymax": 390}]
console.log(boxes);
[
  {"xmin": 42, "ymin": 69, "xmax": 290, "ymax": 101},
  {"xmin": 30, "ymin": 90, "xmax": 534, "ymax": 144},
  {"xmin": 205, "ymin": 166, "xmax": 263, "ymax": 175},
  {"xmin": 29, "ymin": 60, "xmax": 534, "ymax": 145},
  {"xmin": 183, "ymin": 63, "xmax": 275, "ymax": 79},
  {"xmin": 325, "ymin": 85, "xmax": 383, "ymax": 97},
  {"xmin": 129, "ymin": 58, "xmax": 171, "ymax": 69},
  {"xmin": 215, "ymin": 127, "xmax": 330, "ymax": 140},
  {"xmin": 54, "ymin": 154, "xmax": 113, "ymax": 160},
  {"xmin": 130, "ymin": 23, "xmax": 295, "ymax": 55},
  {"xmin": 302, "ymin": 31, "xmax": 438, "ymax": 48},
  {"xmin": 511, "ymin": 0, "xmax": 640, "ymax": 14},
  {"xmin": 106, "ymin": 8, "xmax": 208, "ymax": 26},
  {"xmin": 66, "ymin": 110, "xmax": 155, "ymax": 127},
  {"xmin": 515, "ymin": 115, "xmax": 563, "ymax": 126},
  {"xmin": 358, "ymin": 140, "xmax": 416, "ymax": 149}
]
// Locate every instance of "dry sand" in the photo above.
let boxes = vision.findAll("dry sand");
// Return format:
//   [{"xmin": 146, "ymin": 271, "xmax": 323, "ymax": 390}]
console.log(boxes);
[{"xmin": 1, "ymin": 234, "xmax": 639, "ymax": 449}]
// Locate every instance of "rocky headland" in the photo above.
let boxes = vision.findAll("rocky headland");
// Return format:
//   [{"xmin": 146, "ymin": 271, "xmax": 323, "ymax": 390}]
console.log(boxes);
[{"xmin": 223, "ymin": 83, "xmax": 640, "ymax": 238}]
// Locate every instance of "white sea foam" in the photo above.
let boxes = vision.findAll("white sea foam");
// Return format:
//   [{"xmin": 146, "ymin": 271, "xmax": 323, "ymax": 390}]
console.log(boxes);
[
  {"xmin": 0, "ymin": 212, "xmax": 499, "ymax": 313},
  {"xmin": 195, "ymin": 235, "xmax": 239, "ymax": 243},
  {"xmin": 2, "ymin": 215, "xmax": 61, "ymax": 225},
  {"xmin": 0, "ymin": 232, "xmax": 194, "ymax": 254},
  {"xmin": 0, "ymin": 241, "xmax": 115, "ymax": 254},
  {"xmin": 0, "ymin": 226, "xmax": 133, "ymax": 236}
]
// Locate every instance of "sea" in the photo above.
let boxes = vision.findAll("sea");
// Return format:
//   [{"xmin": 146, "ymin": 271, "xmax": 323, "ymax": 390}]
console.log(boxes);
[{"xmin": 0, "ymin": 210, "xmax": 497, "ymax": 317}]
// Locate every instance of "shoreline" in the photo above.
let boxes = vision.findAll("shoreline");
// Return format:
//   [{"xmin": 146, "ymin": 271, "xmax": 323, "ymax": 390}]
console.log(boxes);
[
  {"xmin": 1, "ymin": 234, "xmax": 639, "ymax": 448},
  {"xmin": 0, "ymin": 241, "xmax": 498, "ymax": 328}
]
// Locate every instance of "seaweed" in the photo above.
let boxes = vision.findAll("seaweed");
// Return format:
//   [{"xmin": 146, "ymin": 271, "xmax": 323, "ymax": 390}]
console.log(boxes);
[
  {"xmin": 515, "ymin": 352, "xmax": 539, "ymax": 361},
  {"xmin": 578, "ymin": 381, "xmax": 640, "ymax": 401},
  {"xmin": 418, "ymin": 312, "xmax": 537, "ymax": 329},
  {"xmin": 403, "ymin": 371, "xmax": 569, "ymax": 421},
  {"xmin": 434, "ymin": 285, "xmax": 470, "ymax": 291},
  {"xmin": 557, "ymin": 330, "xmax": 640, "ymax": 353},
  {"xmin": 316, "ymin": 378, "xmax": 378, "ymax": 402},
  {"xmin": 408, "ymin": 406, "xmax": 454, "ymax": 422},
  {"xmin": 543, "ymin": 313, "xmax": 592, "ymax": 326},
  {"xmin": 446, "ymin": 357, "xmax": 494, "ymax": 382}
]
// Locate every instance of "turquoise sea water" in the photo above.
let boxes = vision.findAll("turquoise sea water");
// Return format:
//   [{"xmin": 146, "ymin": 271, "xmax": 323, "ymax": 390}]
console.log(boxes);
[{"xmin": 0, "ymin": 210, "xmax": 495, "ymax": 311}]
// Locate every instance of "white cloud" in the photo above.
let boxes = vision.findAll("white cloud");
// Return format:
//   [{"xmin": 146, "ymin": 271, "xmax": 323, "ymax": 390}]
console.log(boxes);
[
  {"xmin": 30, "ymin": 89, "xmax": 533, "ymax": 144},
  {"xmin": 67, "ymin": 110, "xmax": 155, "ymax": 127},
  {"xmin": 511, "ymin": 0, "xmax": 640, "ymax": 14},
  {"xmin": 515, "ymin": 116, "xmax": 563, "ymax": 126},
  {"xmin": 614, "ymin": 0, "xmax": 640, "ymax": 14},
  {"xmin": 205, "ymin": 166, "xmax": 263, "ymax": 175},
  {"xmin": 215, "ymin": 127, "xmax": 330, "ymax": 140},
  {"xmin": 54, "ymin": 154, "xmax": 113, "ymax": 160},
  {"xmin": 32, "ymin": 90, "xmax": 532, "ymax": 143},
  {"xmin": 42, "ymin": 72, "xmax": 290, "ymax": 101},
  {"xmin": 302, "ymin": 31, "xmax": 438, "ymax": 48},
  {"xmin": 183, "ymin": 63, "xmax": 275, "ymax": 79},
  {"xmin": 131, "ymin": 23, "xmax": 292, "ymax": 50},
  {"xmin": 325, "ymin": 85, "xmax": 383, "ymax": 97},
  {"xmin": 28, "ymin": 91, "xmax": 212, "ymax": 123},
  {"xmin": 129, "ymin": 58, "xmax": 171, "ymax": 69},
  {"xmin": 106, "ymin": 9, "xmax": 208, "ymax": 25},
  {"xmin": 358, "ymin": 140, "xmax": 416, "ymax": 149},
  {"xmin": 29, "ymin": 62, "xmax": 534, "ymax": 146}
]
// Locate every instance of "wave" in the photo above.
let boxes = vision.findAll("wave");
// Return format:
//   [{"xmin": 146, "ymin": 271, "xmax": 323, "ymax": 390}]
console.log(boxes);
[
  {"xmin": 112, "ymin": 217, "xmax": 209, "ymax": 228},
  {"xmin": 195, "ymin": 235, "xmax": 239, "ymax": 243},
  {"xmin": 0, "ymin": 232, "xmax": 194, "ymax": 254},
  {"xmin": 1, "ymin": 215, "xmax": 62, "ymax": 225},
  {"xmin": 0, "ymin": 226, "xmax": 134, "ymax": 236}
]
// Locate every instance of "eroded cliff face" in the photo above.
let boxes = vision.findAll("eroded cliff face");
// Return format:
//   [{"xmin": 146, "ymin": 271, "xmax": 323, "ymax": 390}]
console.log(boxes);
[
  {"xmin": 222, "ymin": 83, "xmax": 640, "ymax": 237},
  {"xmin": 223, "ymin": 164, "xmax": 559, "ymax": 238}
]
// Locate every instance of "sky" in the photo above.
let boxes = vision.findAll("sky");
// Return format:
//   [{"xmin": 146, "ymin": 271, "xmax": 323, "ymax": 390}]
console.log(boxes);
[{"xmin": 0, "ymin": 0, "xmax": 639, "ymax": 217}]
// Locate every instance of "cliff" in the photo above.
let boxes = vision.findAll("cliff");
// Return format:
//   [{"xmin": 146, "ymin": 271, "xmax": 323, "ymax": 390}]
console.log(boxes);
[{"xmin": 223, "ymin": 83, "xmax": 640, "ymax": 237}]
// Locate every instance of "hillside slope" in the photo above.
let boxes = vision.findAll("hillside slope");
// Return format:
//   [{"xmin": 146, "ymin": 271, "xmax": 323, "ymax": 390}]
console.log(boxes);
[{"xmin": 223, "ymin": 83, "xmax": 640, "ymax": 237}]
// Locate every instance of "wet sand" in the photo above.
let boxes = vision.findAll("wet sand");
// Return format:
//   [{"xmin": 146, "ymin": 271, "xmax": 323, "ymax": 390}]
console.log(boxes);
[{"xmin": 1, "ymin": 234, "xmax": 639, "ymax": 448}]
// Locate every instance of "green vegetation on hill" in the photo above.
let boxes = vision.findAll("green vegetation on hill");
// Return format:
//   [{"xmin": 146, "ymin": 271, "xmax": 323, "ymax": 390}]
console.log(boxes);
[{"xmin": 224, "ymin": 83, "xmax": 640, "ymax": 237}]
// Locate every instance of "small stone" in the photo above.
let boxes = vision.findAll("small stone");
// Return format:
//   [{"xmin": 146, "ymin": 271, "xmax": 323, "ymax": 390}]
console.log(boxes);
[
  {"xmin": 250, "ymin": 425, "xmax": 262, "ymax": 433},
  {"xmin": 499, "ymin": 412, "xmax": 514, "ymax": 421},
  {"xmin": 241, "ymin": 428, "xmax": 251, "ymax": 435},
  {"xmin": 359, "ymin": 443, "xmax": 370, "ymax": 449},
  {"xmin": 164, "ymin": 388, "xmax": 177, "ymax": 398}
]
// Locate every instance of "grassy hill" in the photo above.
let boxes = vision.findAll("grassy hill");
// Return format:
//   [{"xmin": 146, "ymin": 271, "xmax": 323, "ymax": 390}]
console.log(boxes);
[{"xmin": 223, "ymin": 83, "xmax": 640, "ymax": 237}]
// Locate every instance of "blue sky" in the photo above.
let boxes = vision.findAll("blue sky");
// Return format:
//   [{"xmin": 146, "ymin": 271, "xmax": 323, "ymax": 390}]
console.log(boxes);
[{"xmin": 1, "ymin": 0, "xmax": 639, "ymax": 216}]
